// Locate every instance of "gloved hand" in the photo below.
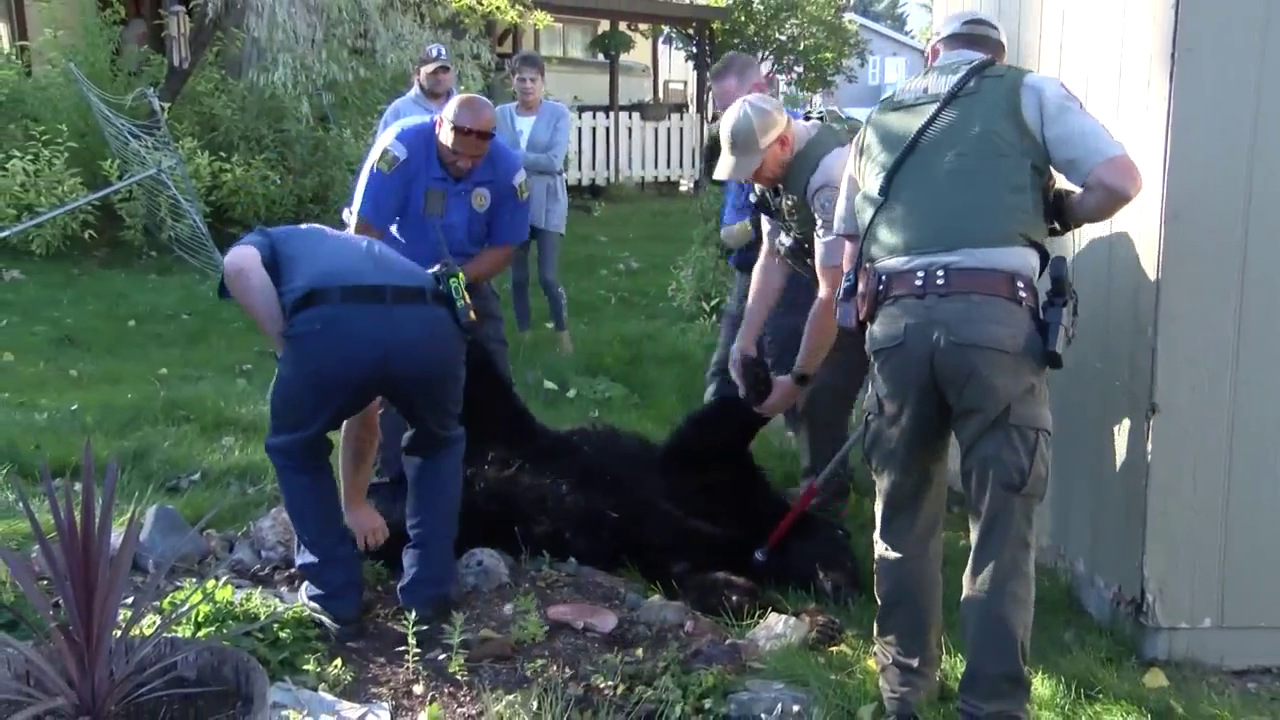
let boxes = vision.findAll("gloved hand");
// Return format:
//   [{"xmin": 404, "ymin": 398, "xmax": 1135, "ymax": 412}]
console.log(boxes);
[{"xmin": 1045, "ymin": 187, "xmax": 1081, "ymax": 237}]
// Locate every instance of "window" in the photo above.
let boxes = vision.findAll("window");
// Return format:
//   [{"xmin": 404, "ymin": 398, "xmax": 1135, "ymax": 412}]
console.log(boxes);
[
  {"xmin": 866, "ymin": 55, "xmax": 880, "ymax": 85},
  {"xmin": 538, "ymin": 20, "xmax": 597, "ymax": 60},
  {"xmin": 1, "ymin": 0, "xmax": 18, "ymax": 53},
  {"xmin": 883, "ymin": 57, "xmax": 908, "ymax": 84}
]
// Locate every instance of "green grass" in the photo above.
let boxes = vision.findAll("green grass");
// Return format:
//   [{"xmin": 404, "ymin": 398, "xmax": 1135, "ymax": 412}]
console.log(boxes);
[{"xmin": 1, "ymin": 195, "xmax": 1275, "ymax": 718}]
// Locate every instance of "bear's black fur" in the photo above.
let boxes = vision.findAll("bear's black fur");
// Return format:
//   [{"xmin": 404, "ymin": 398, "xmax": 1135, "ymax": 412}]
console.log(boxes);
[{"xmin": 374, "ymin": 340, "xmax": 863, "ymax": 619}]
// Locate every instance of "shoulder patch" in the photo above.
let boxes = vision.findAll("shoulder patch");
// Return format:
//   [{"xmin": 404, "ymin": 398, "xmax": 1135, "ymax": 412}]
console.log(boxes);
[
  {"xmin": 811, "ymin": 186, "xmax": 838, "ymax": 220},
  {"xmin": 377, "ymin": 138, "xmax": 407, "ymax": 174},
  {"xmin": 513, "ymin": 168, "xmax": 530, "ymax": 202}
]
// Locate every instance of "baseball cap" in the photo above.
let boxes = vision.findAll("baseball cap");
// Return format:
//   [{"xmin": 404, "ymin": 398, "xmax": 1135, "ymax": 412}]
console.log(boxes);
[
  {"xmin": 420, "ymin": 43, "xmax": 452, "ymax": 72},
  {"xmin": 933, "ymin": 10, "xmax": 1007, "ymax": 48},
  {"xmin": 712, "ymin": 93, "xmax": 790, "ymax": 182}
]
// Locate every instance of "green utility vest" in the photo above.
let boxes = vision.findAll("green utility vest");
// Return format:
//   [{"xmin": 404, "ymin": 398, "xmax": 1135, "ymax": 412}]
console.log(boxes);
[
  {"xmin": 851, "ymin": 60, "xmax": 1052, "ymax": 263},
  {"xmin": 764, "ymin": 123, "xmax": 852, "ymax": 269}
]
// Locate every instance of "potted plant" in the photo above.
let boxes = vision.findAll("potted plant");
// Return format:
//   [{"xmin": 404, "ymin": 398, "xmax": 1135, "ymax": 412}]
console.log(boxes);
[
  {"xmin": 0, "ymin": 441, "xmax": 271, "ymax": 719},
  {"xmin": 638, "ymin": 98, "xmax": 670, "ymax": 122},
  {"xmin": 587, "ymin": 28, "xmax": 635, "ymax": 61}
]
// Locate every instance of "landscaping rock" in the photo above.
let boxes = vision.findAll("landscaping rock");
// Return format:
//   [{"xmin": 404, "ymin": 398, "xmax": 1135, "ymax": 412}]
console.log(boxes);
[
  {"xmin": 636, "ymin": 595, "xmax": 690, "ymax": 627},
  {"xmin": 457, "ymin": 547, "xmax": 511, "ymax": 593},
  {"xmin": 545, "ymin": 603, "xmax": 619, "ymax": 635},
  {"xmin": 725, "ymin": 679, "xmax": 812, "ymax": 719},
  {"xmin": 137, "ymin": 504, "xmax": 209, "ymax": 573},
  {"xmin": 268, "ymin": 681, "xmax": 390, "ymax": 720},
  {"xmin": 744, "ymin": 612, "xmax": 811, "ymax": 654},
  {"xmin": 31, "ymin": 530, "xmax": 126, "ymax": 577},
  {"xmin": 250, "ymin": 506, "xmax": 296, "ymax": 568}
]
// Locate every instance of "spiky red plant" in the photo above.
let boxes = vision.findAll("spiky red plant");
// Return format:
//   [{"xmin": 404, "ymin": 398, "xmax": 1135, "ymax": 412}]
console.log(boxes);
[{"xmin": 0, "ymin": 441, "xmax": 212, "ymax": 719}]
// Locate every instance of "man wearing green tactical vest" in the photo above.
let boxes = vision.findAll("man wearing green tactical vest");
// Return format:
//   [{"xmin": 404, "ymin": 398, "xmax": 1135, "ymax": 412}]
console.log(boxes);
[
  {"xmin": 831, "ymin": 11, "xmax": 1144, "ymax": 719},
  {"xmin": 712, "ymin": 92, "xmax": 870, "ymax": 519}
]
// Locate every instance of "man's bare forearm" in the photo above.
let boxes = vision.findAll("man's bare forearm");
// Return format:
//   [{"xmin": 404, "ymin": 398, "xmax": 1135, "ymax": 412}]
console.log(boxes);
[
  {"xmin": 223, "ymin": 247, "xmax": 285, "ymax": 353},
  {"xmin": 793, "ymin": 292, "xmax": 839, "ymax": 376},
  {"xmin": 1067, "ymin": 155, "xmax": 1143, "ymax": 225},
  {"xmin": 462, "ymin": 246, "xmax": 516, "ymax": 284},
  {"xmin": 339, "ymin": 402, "xmax": 381, "ymax": 509},
  {"xmin": 737, "ymin": 247, "xmax": 788, "ymax": 348}
]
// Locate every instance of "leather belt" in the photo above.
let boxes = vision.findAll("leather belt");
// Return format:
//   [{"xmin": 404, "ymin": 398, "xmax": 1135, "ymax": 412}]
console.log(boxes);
[
  {"xmin": 288, "ymin": 284, "xmax": 436, "ymax": 318},
  {"xmin": 877, "ymin": 268, "xmax": 1039, "ymax": 310}
]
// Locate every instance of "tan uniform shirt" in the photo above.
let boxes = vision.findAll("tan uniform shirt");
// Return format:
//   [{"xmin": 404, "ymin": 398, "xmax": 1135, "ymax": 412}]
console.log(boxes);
[
  {"xmin": 828, "ymin": 49, "xmax": 1129, "ymax": 278},
  {"xmin": 760, "ymin": 120, "xmax": 852, "ymax": 271}
]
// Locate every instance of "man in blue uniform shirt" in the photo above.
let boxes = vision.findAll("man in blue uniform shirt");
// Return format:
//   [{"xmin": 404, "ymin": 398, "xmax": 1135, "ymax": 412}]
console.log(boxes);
[
  {"xmin": 218, "ymin": 224, "xmax": 468, "ymax": 637},
  {"xmin": 348, "ymin": 94, "xmax": 530, "ymax": 495}
]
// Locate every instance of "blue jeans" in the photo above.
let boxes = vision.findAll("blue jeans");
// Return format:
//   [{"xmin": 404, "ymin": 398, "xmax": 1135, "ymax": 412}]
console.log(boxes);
[
  {"xmin": 265, "ymin": 301, "xmax": 466, "ymax": 620},
  {"xmin": 377, "ymin": 280, "xmax": 509, "ymax": 481}
]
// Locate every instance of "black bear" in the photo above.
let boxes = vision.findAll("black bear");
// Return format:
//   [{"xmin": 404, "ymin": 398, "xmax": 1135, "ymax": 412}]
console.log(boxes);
[{"xmin": 373, "ymin": 340, "xmax": 863, "ymax": 619}]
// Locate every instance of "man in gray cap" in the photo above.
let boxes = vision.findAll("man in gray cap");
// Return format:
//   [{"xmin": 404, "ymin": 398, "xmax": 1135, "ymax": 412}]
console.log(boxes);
[
  {"xmin": 375, "ymin": 42, "xmax": 458, "ymax": 137},
  {"xmin": 714, "ymin": 92, "xmax": 869, "ymax": 519},
  {"xmin": 831, "ymin": 10, "xmax": 1143, "ymax": 719}
]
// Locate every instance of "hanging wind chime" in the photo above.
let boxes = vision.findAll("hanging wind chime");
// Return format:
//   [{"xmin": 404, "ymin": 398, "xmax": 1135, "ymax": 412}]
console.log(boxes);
[{"xmin": 166, "ymin": 0, "xmax": 191, "ymax": 69}]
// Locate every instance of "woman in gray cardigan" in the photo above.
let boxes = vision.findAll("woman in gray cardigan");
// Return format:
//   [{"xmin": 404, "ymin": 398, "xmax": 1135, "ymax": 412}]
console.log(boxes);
[{"xmin": 497, "ymin": 51, "xmax": 574, "ymax": 354}]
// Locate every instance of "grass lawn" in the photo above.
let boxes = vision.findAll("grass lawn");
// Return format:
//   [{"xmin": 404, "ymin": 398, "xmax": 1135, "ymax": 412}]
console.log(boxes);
[{"xmin": 0, "ymin": 194, "xmax": 1274, "ymax": 719}]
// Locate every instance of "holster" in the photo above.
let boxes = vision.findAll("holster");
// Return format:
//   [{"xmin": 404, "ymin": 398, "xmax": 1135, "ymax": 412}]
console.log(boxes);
[{"xmin": 854, "ymin": 264, "xmax": 880, "ymax": 326}]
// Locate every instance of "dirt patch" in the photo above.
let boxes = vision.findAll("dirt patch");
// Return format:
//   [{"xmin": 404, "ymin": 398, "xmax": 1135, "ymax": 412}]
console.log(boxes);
[{"xmin": 330, "ymin": 559, "xmax": 749, "ymax": 718}]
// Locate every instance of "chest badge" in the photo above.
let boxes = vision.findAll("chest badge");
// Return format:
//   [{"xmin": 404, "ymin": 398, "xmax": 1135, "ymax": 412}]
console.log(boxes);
[{"xmin": 471, "ymin": 187, "xmax": 491, "ymax": 213}]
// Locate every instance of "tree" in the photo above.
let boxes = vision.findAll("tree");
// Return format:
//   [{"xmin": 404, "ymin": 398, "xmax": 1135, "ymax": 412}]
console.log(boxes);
[
  {"xmin": 160, "ymin": 0, "xmax": 549, "ymax": 106},
  {"xmin": 912, "ymin": 0, "xmax": 934, "ymax": 45},
  {"xmin": 849, "ymin": 0, "xmax": 909, "ymax": 34},
  {"xmin": 668, "ymin": 0, "xmax": 867, "ymax": 96}
]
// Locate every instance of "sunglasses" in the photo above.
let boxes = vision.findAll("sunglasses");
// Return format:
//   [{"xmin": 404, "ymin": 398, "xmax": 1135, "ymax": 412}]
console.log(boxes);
[{"xmin": 442, "ymin": 117, "xmax": 495, "ymax": 142}]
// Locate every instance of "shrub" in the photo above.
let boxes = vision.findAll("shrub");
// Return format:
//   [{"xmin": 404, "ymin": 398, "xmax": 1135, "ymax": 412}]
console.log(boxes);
[
  {"xmin": 667, "ymin": 188, "xmax": 734, "ymax": 325},
  {"xmin": 0, "ymin": 124, "xmax": 99, "ymax": 255}
]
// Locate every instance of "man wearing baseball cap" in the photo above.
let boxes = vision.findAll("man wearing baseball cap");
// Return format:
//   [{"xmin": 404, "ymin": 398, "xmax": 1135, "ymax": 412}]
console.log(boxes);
[
  {"xmin": 831, "ymin": 10, "xmax": 1142, "ymax": 719},
  {"xmin": 715, "ymin": 91, "xmax": 869, "ymax": 521},
  {"xmin": 375, "ymin": 42, "xmax": 458, "ymax": 138}
]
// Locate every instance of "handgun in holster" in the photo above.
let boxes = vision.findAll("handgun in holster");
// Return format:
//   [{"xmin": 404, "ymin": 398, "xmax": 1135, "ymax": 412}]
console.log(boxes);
[
  {"xmin": 424, "ymin": 189, "xmax": 477, "ymax": 331},
  {"xmin": 1040, "ymin": 255, "xmax": 1078, "ymax": 370}
]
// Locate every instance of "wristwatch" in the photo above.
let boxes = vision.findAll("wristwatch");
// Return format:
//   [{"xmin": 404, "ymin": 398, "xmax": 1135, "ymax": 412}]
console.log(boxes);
[{"xmin": 790, "ymin": 370, "xmax": 814, "ymax": 388}]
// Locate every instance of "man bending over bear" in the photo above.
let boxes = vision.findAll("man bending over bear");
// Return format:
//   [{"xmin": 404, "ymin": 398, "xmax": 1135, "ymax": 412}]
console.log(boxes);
[{"xmin": 221, "ymin": 223, "xmax": 862, "ymax": 640}]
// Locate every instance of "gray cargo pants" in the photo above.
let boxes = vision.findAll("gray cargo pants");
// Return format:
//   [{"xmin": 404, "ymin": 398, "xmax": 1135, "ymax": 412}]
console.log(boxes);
[
  {"xmin": 862, "ymin": 292, "xmax": 1050, "ymax": 719},
  {"xmin": 377, "ymin": 281, "xmax": 510, "ymax": 481}
]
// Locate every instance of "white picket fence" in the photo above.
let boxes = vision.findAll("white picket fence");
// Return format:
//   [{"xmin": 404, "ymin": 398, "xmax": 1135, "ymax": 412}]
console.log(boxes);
[{"xmin": 566, "ymin": 111, "xmax": 709, "ymax": 186}]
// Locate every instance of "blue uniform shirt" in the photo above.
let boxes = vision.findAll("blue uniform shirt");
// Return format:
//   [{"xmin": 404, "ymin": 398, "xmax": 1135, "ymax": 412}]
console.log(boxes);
[
  {"xmin": 722, "ymin": 108, "xmax": 804, "ymax": 273},
  {"xmin": 350, "ymin": 117, "xmax": 532, "ymax": 269},
  {"xmin": 217, "ymin": 224, "xmax": 437, "ymax": 309}
]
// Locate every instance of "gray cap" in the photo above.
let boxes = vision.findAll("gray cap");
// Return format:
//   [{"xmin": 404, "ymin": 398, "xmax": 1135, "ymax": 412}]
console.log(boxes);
[
  {"xmin": 420, "ymin": 43, "xmax": 452, "ymax": 72},
  {"xmin": 712, "ymin": 93, "xmax": 790, "ymax": 182},
  {"xmin": 934, "ymin": 10, "xmax": 1007, "ymax": 48}
]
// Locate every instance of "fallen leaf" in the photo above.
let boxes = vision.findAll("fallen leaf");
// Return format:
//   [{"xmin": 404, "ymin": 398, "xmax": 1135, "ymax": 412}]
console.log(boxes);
[
  {"xmin": 1, "ymin": 269, "xmax": 25, "ymax": 282},
  {"xmin": 68, "ymin": 369, "xmax": 78, "ymax": 378},
  {"xmin": 1142, "ymin": 666, "xmax": 1170, "ymax": 689},
  {"xmin": 1, "ymin": 352, "xmax": 12, "ymax": 362},
  {"xmin": 127, "ymin": 320, "xmax": 136, "ymax": 327},
  {"xmin": 566, "ymin": 388, "xmax": 578, "ymax": 399},
  {"xmin": 542, "ymin": 379, "xmax": 560, "ymax": 391},
  {"xmin": 158, "ymin": 368, "xmax": 168, "ymax": 375}
]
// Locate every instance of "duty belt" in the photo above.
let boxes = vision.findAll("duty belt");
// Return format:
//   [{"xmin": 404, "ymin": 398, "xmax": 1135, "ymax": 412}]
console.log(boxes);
[
  {"xmin": 873, "ymin": 268, "xmax": 1039, "ymax": 311},
  {"xmin": 288, "ymin": 284, "xmax": 437, "ymax": 319}
]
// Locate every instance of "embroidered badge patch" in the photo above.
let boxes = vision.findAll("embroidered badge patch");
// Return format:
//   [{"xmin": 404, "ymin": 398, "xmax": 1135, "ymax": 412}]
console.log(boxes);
[
  {"xmin": 376, "ymin": 139, "xmax": 406, "ymax": 174},
  {"xmin": 471, "ymin": 187, "xmax": 491, "ymax": 213}
]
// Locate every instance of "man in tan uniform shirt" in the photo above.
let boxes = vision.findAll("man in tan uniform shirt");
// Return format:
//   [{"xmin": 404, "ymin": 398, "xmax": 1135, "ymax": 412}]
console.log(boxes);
[
  {"xmin": 827, "ymin": 11, "xmax": 1144, "ymax": 719},
  {"xmin": 713, "ymin": 93, "xmax": 870, "ymax": 520}
]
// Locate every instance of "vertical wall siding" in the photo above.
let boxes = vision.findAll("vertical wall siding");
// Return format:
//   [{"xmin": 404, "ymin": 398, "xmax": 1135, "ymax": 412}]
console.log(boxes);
[
  {"xmin": 1149, "ymin": 0, "xmax": 1280, "ymax": 634},
  {"xmin": 932, "ymin": 0, "xmax": 1174, "ymax": 621}
]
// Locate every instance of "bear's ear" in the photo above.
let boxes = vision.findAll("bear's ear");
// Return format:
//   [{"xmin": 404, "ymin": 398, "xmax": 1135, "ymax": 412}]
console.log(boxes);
[{"xmin": 659, "ymin": 396, "xmax": 769, "ymax": 465}]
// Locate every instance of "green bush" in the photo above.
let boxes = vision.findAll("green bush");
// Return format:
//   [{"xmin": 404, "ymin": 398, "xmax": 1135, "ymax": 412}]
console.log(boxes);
[
  {"xmin": 667, "ymin": 188, "xmax": 734, "ymax": 325},
  {"xmin": 0, "ymin": 0, "xmax": 441, "ymax": 256}
]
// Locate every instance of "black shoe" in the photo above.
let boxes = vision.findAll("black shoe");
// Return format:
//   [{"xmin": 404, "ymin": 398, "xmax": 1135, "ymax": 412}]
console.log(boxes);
[{"xmin": 297, "ymin": 581, "xmax": 365, "ymax": 643}]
